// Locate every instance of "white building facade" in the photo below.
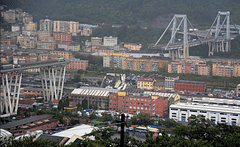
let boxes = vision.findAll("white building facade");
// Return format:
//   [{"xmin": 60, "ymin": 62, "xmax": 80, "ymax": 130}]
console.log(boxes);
[
  {"xmin": 169, "ymin": 102, "xmax": 240, "ymax": 126},
  {"xmin": 103, "ymin": 36, "xmax": 117, "ymax": 47}
]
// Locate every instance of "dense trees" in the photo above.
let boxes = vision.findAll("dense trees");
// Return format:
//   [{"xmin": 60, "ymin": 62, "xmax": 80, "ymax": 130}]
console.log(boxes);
[
  {"xmin": 2, "ymin": 115, "xmax": 240, "ymax": 146},
  {"xmin": 2, "ymin": 0, "xmax": 240, "ymax": 26}
]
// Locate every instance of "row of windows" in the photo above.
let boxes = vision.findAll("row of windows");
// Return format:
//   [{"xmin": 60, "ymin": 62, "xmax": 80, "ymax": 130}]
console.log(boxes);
[
  {"xmin": 122, "ymin": 101, "xmax": 151, "ymax": 106},
  {"xmin": 123, "ymin": 97, "xmax": 152, "ymax": 102}
]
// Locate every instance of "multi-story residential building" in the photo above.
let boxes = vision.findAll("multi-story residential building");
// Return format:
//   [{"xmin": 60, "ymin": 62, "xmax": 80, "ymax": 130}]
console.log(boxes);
[
  {"xmin": 70, "ymin": 87, "xmax": 119, "ymax": 110},
  {"xmin": 154, "ymin": 82, "xmax": 165, "ymax": 90},
  {"xmin": 37, "ymin": 40, "xmax": 55, "ymax": 50},
  {"xmin": 50, "ymin": 51, "xmax": 73, "ymax": 61},
  {"xmin": 12, "ymin": 25, "xmax": 21, "ymax": 32},
  {"xmin": 169, "ymin": 102, "xmax": 240, "ymax": 126},
  {"xmin": 0, "ymin": 55, "xmax": 12, "ymax": 64},
  {"xmin": 124, "ymin": 43, "xmax": 142, "ymax": 51},
  {"xmin": 168, "ymin": 59, "xmax": 210, "ymax": 76},
  {"xmin": 68, "ymin": 44, "xmax": 80, "ymax": 52},
  {"xmin": 22, "ymin": 12, "xmax": 33, "ymax": 24},
  {"xmin": 103, "ymin": 53, "xmax": 133, "ymax": 68},
  {"xmin": 213, "ymin": 65, "xmax": 234, "ymax": 77},
  {"xmin": 53, "ymin": 21, "xmax": 79, "ymax": 35},
  {"xmin": 123, "ymin": 58, "xmax": 167, "ymax": 72},
  {"xmin": 66, "ymin": 58, "xmax": 88, "ymax": 71},
  {"xmin": 233, "ymin": 64, "xmax": 240, "ymax": 77},
  {"xmin": 165, "ymin": 76, "xmax": 179, "ymax": 91},
  {"xmin": 23, "ymin": 87, "xmax": 43, "ymax": 98},
  {"xmin": 13, "ymin": 53, "xmax": 38, "ymax": 64},
  {"xmin": 23, "ymin": 22, "xmax": 37, "ymax": 31},
  {"xmin": 1, "ymin": 9, "xmax": 16, "ymax": 23},
  {"xmin": 17, "ymin": 35, "xmax": 37, "ymax": 49},
  {"xmin": 57, "ymin": 43, "xmax": 80, "ymax": 52},
  {"xmin": 174, "ymin": 80, "xmax": 206, "ymax": 93},
  {"xmin": 81, "ymin": 27, "xmax": 92, "ymax": 36},
  {"xmin": 198, "ymin": 62, "xmax": 210, "ymax": 76},
  {"xmin": 109, "ymin": 92, "xmax": 169, "ymax": 117},
  {"xmin": 137, "ymin": 78, "xmax": 156, "ymax": 90},
  {"xmin": 39, "ymin": 19, "xmax": 53, "ymax": 31},
  {"xmin": 38, "ymin": 53, "xmax": 50, "ymax": 61},
  {"xmin": 103, "ymin": 36, "xmax": 117, "ymax": 47},
  {"xmin": 22, "ymin": 30, "xmax": 38, "ymax": 37},
  {"xmin": 1, "ymin": 38, "xmax": 11, "ymax": 45},
  {"xmin": 53, "ymin": 32, "xmax": 72, "ymax": 44},
  {"xmin": 91, "ymin": 37, "xmax": 102, "ymax": 46},
  {"xmin": 236, "ymin": 84, "xmax": 240, "ymax": 97},
  {"xmin": 57, "ymin": 43, "xmax": 69, "ymax": 50},
  {"xmin": 38, "ymin": 31, "xmax": 52, "ymax": 40}
]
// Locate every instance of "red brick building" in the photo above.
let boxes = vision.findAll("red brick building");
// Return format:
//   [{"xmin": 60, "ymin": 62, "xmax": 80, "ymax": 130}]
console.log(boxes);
[
  {"xmin": 0, "ymin": 114, "xmax": 59, "ymax": 137},
  {"xmin": 174, "ymin": 80, "xmax": 206, "ymax": 93},
  {"xmin": 53, "ymin": 32, "xmax": 72, "ymax": 44},
  {"xmin": 109, "ymin": 92, "xmax": 168, "ymax": 118}
]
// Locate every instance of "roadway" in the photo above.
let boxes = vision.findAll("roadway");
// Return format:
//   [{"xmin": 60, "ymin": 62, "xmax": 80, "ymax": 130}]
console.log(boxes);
[
  {"xmin": 152, "ymin": 35, "xmax": 237, "ymax": 50},
  {"xmin": 0, "ymin": 61, "xmax": 70, "ymax": 74}
]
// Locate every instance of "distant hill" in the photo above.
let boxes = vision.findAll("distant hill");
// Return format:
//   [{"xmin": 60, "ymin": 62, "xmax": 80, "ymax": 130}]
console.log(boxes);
[{"xmin": 1, "ymin": 0, "xmax": 240, "ymax": 27}]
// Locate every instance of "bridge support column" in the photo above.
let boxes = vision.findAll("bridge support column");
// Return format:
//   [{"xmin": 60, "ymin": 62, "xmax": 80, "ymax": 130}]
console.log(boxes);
[
  {"xmin": 208, "ymin": 42, "xmax": 214, "ymax": 56},
  {"xmin": 0, "ymin": 72, "xmax": 22, "ymax": 118},
  {"xmin": 183, "ymin": 45, "xmax": 189, "ymax": 59},
  {"xmin": 40, "ymin": 65, "xmax": 66, "ymax": 102},
  {"xmin": 226, "ymin": 40, "xmax": 231, "ymax": 52}
]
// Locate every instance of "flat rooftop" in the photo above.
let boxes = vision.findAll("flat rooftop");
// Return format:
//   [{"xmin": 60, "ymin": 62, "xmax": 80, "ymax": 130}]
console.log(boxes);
[
  {"xmin": 0, "ymin": 114, "xmax": 53, "ymax": 130},
  {"xmin": 170, "ymin": 102, "xmax": 240, "ymax": 114}
]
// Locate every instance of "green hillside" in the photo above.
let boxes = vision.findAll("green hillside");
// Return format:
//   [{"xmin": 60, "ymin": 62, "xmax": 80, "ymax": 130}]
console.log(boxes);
[{"xmin": 1, "ymin": 0, "xmax": 240, "ymax": 26}]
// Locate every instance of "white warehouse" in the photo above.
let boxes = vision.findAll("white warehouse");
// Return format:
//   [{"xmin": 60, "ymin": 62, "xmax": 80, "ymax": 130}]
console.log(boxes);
[{"xmin": 169, "ymin": 102, "xmax": 240, "ymax": 126}]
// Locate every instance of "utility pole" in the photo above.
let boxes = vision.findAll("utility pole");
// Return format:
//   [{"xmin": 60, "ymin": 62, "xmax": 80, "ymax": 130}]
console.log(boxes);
[{"xmin": 120, "ymin": 113, "xmax": 125, "ymax": 147}]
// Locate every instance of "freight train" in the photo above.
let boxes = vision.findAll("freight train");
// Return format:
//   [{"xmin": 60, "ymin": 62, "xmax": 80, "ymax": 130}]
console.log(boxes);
[{"xmin": 0, "ymin": 64, "xmax": 22, "ymax": 69}]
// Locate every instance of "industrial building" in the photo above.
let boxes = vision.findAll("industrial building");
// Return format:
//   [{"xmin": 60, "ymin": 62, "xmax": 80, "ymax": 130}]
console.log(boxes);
[
  {"xmin": 169, "ymin": 102, "xmax": 240, "ymax": 126},
  {"xmin": 174, "ymin": 80, "xmax": 206, "ymax": 93},
  {"xmin": 70, "ymin": 87, "xmax": 119, "ymax": 110}
]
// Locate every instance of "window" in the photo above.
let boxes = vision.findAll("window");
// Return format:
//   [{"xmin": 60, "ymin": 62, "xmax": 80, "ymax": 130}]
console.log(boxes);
[
  {"xmin": 141, "ymin": 99, "xmax": 144, "ymax": 101},
  {"xmin": 137, "ymin": 107, "xmax": 140, "ymax": 109},
  {"xmin": 110, "ymin": 100, "xmax": 112, "ymax": 102},
  {"xmin": 130, "ymin": 106, "xmax": 132, "ymax": 109},
  {"xmin": 134, "ymin": 102, "xmax": 136, "ymax": 104},
  {"xmin": 190, "ymin": 110, "xmax": 197, "ymax": 112},
  {"xmin": 133, "ymin": 107, "xmax": 136, "ymax": 109},
  {"xmin": 148, "ymin": 99, "xmax": 151, "ymax": 102},
  {"xmin": 137, "ymin": 98, "xmax": 140, "ymax": 101},
  {"xmin": 122, "ymin": 101, "xmax": 125, "ymax": 103},
  {"xmin": 141, "ymin": 103, "xmax": 143, "ymax": 105},
  {"xmin": 137, "ymin": 103, "xmax": 140, "ymax": 105},
  {"xmin": 134, "ymin": 98, "xmax": 136, "ymax": 100},
  {"xmin": 145, "ymin": 99, "xmax": 147, "ymax": 101},
  {"xmin": 130, "ymin": 98, "xmax": 132, "ymax": 100},
  {"xmin": 130, "ymin": 102, "xmax": 132, "ymax": 104}
]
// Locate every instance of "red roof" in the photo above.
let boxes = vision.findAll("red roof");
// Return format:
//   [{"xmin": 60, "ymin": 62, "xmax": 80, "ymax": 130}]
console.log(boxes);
[
  {"xmin": 137, "ymin": 78, "xmax": 154, "ymax": 82},
  {"xmin": 53, "ymin": 100, "xmax": 60, "ymax": 103},
  {"xmin": 19, "ymin": 100, "xmax": 35, "ymax": 105}
]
